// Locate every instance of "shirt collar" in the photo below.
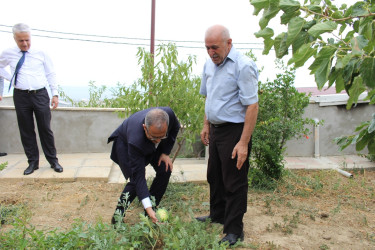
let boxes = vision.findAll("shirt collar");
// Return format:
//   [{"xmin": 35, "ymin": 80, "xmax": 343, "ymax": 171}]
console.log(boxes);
[{"xmin": 219, "ymin": 46, "xmax": 236, "ymax": 66}]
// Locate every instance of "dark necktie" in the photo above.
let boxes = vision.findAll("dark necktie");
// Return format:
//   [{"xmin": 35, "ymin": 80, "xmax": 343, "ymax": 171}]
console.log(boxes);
[{"xmin": 9, "ymin": 51, "xmax": 26, "ymax": 91}]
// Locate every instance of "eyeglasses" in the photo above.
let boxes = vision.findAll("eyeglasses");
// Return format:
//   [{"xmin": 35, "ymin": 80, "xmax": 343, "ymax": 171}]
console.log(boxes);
[{"xmin": 146, "ymin": 128, "xmax": 168, "ymax": 141}]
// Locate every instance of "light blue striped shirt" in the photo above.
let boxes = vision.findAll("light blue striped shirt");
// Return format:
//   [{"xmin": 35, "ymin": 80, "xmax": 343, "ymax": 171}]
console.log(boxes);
[
  {"xmin": 200, "ymin": 46, "xmax": 258, "ymax": 124},
  {"xmin": 0, "ymin": 77, "xmax": 3, "ymax": 96}
]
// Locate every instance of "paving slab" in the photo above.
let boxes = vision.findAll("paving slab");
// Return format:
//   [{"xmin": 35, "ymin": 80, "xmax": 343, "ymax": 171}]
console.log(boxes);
[{"xmin": 0, "ymin": 154, "xmax": 374, "ymax": 184}]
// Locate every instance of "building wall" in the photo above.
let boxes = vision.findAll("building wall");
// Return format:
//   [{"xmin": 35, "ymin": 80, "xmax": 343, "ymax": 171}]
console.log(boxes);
[{"xmin": 1, "ymin": 98, "xmax": 374, "ymax": 156}]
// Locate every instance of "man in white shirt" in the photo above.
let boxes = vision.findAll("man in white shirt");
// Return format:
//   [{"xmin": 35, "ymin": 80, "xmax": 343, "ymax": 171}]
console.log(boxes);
[
  {"xmin": 0, "ymin": 68, "xmax": 11, "ymax": 157},
  {"xmin": 0, "ymin": 23, "xmax": 63, "ymax": 174}
]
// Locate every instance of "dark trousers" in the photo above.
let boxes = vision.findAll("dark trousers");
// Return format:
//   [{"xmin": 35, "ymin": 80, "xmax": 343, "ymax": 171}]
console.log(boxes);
[
  {"xmin": 208, "ymin": 123, "xmax": 251, "ymax": 235},
  {"xmin": 115, "ymin": 150, "xmax": 172, "ymax": 215},
  {"xmin": 13, "ymin": 88, "xmax": 58, "ymax": 165}
]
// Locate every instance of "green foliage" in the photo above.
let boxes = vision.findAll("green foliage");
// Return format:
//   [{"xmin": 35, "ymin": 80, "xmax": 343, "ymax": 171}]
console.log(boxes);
[
  {"xmin": 0, "ymin": 183, "xmax": 229, "ymax": 249},
  {"xmin": 250, "ymin": 60, "xmax": 316, "ymax": 189},
  {"xmin": 250, "ymin": 0, "xmax": 375, "ymax": 156},
  {"xmin": 335, "ymin": 113, "xmax": 375, "ymax": 157},
  {"xmin": 59, "ymin": 44, "xmax": 204, "ymax": 161},
  {"xmin": 59, "ymin": 81, "xmax": 113, "ymax": 108},
  {"xmin": 0, "ymin": 161, "xmax": 7, "ymax": 171},
  {"xmin": 0, "ymin": 203, "xmax": 26, "ymax": 227},
  {"xmin": 110, "ymin": 44, "xmax": 204, "ymax": 161}
]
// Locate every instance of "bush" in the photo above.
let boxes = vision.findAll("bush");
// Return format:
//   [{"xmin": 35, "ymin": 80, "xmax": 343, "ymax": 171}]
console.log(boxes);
[{"xmin": 250, "ymin": 60, "xmax": 316, "ymax": 189}]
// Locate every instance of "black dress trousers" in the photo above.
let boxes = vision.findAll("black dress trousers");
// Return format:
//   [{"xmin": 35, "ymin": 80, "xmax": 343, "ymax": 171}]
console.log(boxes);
[{"xmin": 13, "ymin": 88, "xmax": 58, "ymax": 165}]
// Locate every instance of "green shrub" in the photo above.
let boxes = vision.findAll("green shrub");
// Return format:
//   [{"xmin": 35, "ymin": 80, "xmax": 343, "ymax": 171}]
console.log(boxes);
[{"xmin": 250, "ymin": 60, "xmax": 316, "ymax": 189}]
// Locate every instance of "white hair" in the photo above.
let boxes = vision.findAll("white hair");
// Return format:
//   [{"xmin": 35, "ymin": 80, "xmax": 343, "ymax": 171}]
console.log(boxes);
[{"xmin": 12, "ymin": 23, "xmax": 31, "ymax": 35}]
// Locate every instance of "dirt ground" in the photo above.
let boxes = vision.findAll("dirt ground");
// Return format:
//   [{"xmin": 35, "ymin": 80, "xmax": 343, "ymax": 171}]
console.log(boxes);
[{"xmin": 1, "ymin": 169, "xmax": 375, "ymax": 249}]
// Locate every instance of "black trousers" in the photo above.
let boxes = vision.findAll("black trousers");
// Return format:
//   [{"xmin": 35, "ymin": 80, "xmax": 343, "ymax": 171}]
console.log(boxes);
[
  {"xmin": 208, "ymin": 123, "xmax": 251, "ymax": 235},
  {"xmin": 115, "ymin": 149, "xmax": 172, "ymax": 216},
  {"xmin": 13, "ymin": 88, "xmax": 58, "ymax": 165}
]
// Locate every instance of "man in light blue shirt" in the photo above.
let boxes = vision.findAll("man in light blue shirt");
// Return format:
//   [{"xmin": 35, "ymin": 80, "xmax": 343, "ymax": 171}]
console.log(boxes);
[{"xmin": 196, "ymin": 24, "xmax": 258, "ymax": 246}]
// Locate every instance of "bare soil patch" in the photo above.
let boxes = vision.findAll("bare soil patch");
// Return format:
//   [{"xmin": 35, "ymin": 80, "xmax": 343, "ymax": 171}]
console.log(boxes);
[{"xmin": 1, "ymin": 169, "xmax": 375, "ymax": 249}]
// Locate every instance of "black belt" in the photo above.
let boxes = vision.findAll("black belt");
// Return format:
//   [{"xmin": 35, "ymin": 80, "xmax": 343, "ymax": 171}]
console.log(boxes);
[
  {"xmin": 14, "ymin": 87, "xmax": 46, "ymax": 93},
  {"xmin": 211, "ymin": 122, "xmax": 232, "ymax": 128},
  {"xmin": 211, "ymin": 122, "xmax": 244, "ymax": 128}
]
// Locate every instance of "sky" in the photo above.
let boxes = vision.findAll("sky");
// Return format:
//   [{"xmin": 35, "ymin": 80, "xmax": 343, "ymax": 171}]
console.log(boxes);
[{"xmin": 0, "ymin": 0, "xmax": 355, "ymax": 96}]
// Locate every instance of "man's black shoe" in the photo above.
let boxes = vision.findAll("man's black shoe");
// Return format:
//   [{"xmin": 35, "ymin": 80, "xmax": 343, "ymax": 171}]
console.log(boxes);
[
  {"xmin": 24, "ymin": 163, "xmax": 39, "ymax": 175},
  {"xmin": 0, "ymin": 152, "xmax": 7, "ymax": 157},
  {"xmin": 51, "ymin": 162, "xmax": 63, "ymax": 173},
  {"xmin": 219, "ymin": 232, "xmax": 244, "ymax": 246},
  {"xmin": 195, "ymin": 215, "xmax": 224, "ymax": 224}
]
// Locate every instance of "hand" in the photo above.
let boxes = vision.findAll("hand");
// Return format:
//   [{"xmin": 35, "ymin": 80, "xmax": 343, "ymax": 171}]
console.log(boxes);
[
  {"xmin": 158, "ymin": 153, "xmax": 173, "ymax": 172},
  {"xmin": 231, "ymin": 141, "xmax": 248, "ymax": 170},
  {"xmin": 200, "ymin": 124, "xmax": 210, "ymax": 146},
  {"xmin": 145, "ymin": 207, "xmax": 158, "ymax": 223},
  {"xmin": 51, "ymin": 96, "xmax": 59, "ymax": 109}
]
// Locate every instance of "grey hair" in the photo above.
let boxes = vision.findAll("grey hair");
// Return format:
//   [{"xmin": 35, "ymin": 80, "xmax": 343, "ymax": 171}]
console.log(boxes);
[
  {"xmin": 12, "ymin": 23, "xmax": 31, "ymax": 35},
  {"xmin": 145, "ymin": 108, "xmax": 169, "ymax": 129}
]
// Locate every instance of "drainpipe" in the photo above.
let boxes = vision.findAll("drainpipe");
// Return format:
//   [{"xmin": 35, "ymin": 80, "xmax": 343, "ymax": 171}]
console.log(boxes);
[{"xmin": 314, "ymin": 118, "xmax": 320, "ymax": 158}]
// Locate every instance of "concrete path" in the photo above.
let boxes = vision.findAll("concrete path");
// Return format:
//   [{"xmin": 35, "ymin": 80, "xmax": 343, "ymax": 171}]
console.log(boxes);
[{"xmin": 0, "ymin": 153, "xmax": 374, "ymax": 183}]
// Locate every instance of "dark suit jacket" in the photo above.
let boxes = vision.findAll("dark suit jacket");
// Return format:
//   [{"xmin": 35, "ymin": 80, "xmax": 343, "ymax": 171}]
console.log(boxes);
[{"xmin": 107, "ymin": 107, "xmax": 180, "ymax": 200}]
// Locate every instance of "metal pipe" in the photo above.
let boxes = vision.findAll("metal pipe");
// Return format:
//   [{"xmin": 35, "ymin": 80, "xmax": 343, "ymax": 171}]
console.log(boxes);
[
  {"xmin": 314, "ymin": 118, "xmax": 320, "ymax": 158},
  {"xmin": 336, "ymin": 168, "xmax": 353, "ymax": 178}
]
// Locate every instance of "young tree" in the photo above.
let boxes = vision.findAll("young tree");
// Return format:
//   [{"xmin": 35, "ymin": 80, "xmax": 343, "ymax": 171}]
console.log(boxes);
[
  {"xmin": 250, "ymin": 0, "xmax": 375, "ymax": 156},
  {"xmin": 111, "ymin": 44, "xmax": 204, "ymax": 161}
]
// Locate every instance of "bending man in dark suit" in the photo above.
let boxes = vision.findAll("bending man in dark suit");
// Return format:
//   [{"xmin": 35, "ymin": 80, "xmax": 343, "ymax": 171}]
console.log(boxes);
[{"xmin": 108, "ymin": 107, "xmax": 180, "ymax": 224}]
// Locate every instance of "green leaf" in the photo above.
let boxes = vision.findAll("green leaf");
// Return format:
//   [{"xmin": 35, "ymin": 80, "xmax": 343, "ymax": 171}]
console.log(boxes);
[
  {"xmin": 328, "ymin": 66, "xmax": 339, "ymax": 88},
  {"xmin": 351, "ymin": 35, "xmax": 368, "ymax": 55},
  {"xmin": 308, "ymin": 47, "xmax": 337, "ymax": 89},
  {"xmin": 291, "ymin": 31, "xmax": 312, "ymax": 54},
  {"xmin": 259, "ymin": 3, "xmax": 281, "ymax": 29},
  {"xmin": 342, "ymin": 58, "xmax": 358, "ymax": 84},
  {"xmin": 335, "ymin": 75, "xmax": 345, "ymax": 93},
  {"xmin": 347, "ymin": 76, "xmax": 366, "ymax": 109},
  {"xmin": 255, "ymin": 28, "xmax": 274, "ymax": 39},
  {"xmin": 274, "ymin": 32, "xmax": 289, "ymax": 58},
  {"xmin": 335, "ymin": 54, "xmax": 352, "ymax": 69},
  {"xmin": 314, "ymin": 59, "xmax": 332, "ymax": 89},
  {"xmin": 308, "ymin": 21, "xmax": 338, "ymax": 38},
  {"xmin": 286, "ymin": 17, "xmax": 305, "ymax": 46},
  {"xmin": 307, "ymin": 5, "xmax": 322, "ymax": 13},
  {"xmin": 351, "ymin": 1, "xmax": 369, "ymax": 17},
  {"xmin": 368, "ymin": 138, "xmax": 375, "ymax": 154},
  {"xmin": 359, "ymin": 57, "xmax": 375, "ymax": 89},
  {"xmin": 355, "ymin": 120, "xmax": 370, "ymax": 132},
  {"xmin": 359, "ymin": 18, "xmax": 373, "ymax": 41},
  {"xmin": 279, "ymin": 0, "xmax": 300, "ymax": 13},
  {"xmin": 356, "ymin": 131, "xmax": 372, "ymax": 151},
  {"xmin": 308, "ymin": 47, "xmax": 337, "ymax": 74},
  {"xmin": 280, "ymin": 10, "xmax": 301, "ymax": 24},
  {"xmin": 250, "ymin": 0, "xmax": 270, "ymax": 15},
  {"xmin": 263, "ymin": 38, "xmax": 275, "ymax": 55},
  {"xmin": 368, "ymin": 115, "xmax": 375, "ymax": 133},
  {"xmin": 288, "ymin": 43, "xmax": 316, "ymax": 67}
]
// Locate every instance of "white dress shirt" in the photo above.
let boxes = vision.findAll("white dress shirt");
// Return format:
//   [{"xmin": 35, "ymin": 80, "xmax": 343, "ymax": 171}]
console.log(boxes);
[
  {"xmin": 0, "ymin": 68, "xmax": 11, "ymax": 96},
  {"xmin": 0, "ymin": 47, "xmax": 58, "ymax": 96}
]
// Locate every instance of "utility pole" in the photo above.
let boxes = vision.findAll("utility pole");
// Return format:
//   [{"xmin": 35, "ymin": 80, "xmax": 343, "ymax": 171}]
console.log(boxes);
[{"xmin": 150, "ymin": 0, "xmax": 156, "ymax": 56}]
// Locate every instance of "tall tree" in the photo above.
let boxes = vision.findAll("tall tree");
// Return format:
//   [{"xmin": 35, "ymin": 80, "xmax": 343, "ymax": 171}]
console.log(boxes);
[{"xmin": 250, "ymin": 0, "xmax": 375, "ymax": 155}]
